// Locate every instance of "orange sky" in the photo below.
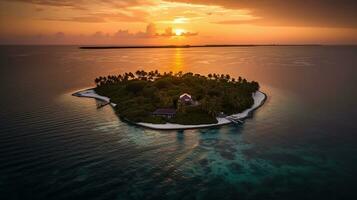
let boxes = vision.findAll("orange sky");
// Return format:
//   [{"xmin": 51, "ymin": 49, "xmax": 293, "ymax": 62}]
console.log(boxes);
[{"xmin": 1, "ymin": 0, "xmax": 357, "ymax": 45}]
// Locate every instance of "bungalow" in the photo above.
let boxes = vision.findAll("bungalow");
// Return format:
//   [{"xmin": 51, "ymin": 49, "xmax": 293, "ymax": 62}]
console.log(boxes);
[
  {"xmin": 152, "ymin": 108, "xmax": 176, "ymax": 119},
  {"xmin": 179, "ymin": 93, "xmax": 193, "ymax": 105}
]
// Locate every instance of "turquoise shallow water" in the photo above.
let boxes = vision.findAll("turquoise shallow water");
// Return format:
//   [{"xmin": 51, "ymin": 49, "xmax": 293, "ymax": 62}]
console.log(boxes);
[{"xmin": 0, "ymin": 46, "xmax": 357, "ymax": 199}]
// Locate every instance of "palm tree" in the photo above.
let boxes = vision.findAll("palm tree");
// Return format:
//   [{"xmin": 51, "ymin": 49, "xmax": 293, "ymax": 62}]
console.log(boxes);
[
  {"xmin": 142, "ymin": 70, "xmax": 147, "ymax": 77},
  {"xmin": 128, "ymin": 72, "xmax": 135, "ymax": 79},
  {"xmin": 208, "ymin": 74, "xmax": 212, "ymax": 79},
  {"xmin": 238, "ymin": 76, "xmax": 242, "ymax": 83},
  {"xmin": 98, "ymin": 76, "xmax": 103, "ymax": 85},
  {"xmin": 94, "ymin": 77, "xmax": 100, "ymax": 86},
  {"xmin": 117, "ymin": 74, "xmax": 122, "ymax": 82},
  {"xmin": 213, "ymin": 73, "xmax": 218, "ymax": 80},
  {"xmin": 102, "ymin": 77, "xmax": 107, "ymax": 84},
  {"xmin": 123, "ymin": 73, "xmax": 129, "ymax": 81},
  {"xmin": 148, "ymin": 71, "xmax": 154, "ymax": 80},
  {"xmin": 135, "ymin": 70, "xmax": 141, "ymax": 78},
  {"xmin": 220, "ymin": 74, "xmax": 225, "ymax": 80}
]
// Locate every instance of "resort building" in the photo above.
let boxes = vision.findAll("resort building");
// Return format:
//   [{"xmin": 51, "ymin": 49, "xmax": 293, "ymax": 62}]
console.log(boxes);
[
  {"xmin": 152, "ymin": 108, "xmax": 176, "ymax": 119},
  {"xmin": 179, "ymin": 93, "xmax": 193, "ymax": 105}
]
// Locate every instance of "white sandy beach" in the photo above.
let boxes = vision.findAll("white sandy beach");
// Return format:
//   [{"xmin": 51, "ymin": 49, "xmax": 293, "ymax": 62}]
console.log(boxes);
[
  {"xmin": 138, "ymin": 91, "xmax": 266, "ymax": 130},
  {"xmin": 73, "ymin": 89, "xmax": 266, "ymax": 130},
  {"xmin": 73, "ymin": 89, "xmax": 117, "ymax": 107}
]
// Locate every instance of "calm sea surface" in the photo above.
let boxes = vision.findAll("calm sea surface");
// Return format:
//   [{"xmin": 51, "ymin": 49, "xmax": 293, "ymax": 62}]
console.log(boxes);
[{"xmin": 1, "ymin": 46, "xmax": 357, "ymax": 200}]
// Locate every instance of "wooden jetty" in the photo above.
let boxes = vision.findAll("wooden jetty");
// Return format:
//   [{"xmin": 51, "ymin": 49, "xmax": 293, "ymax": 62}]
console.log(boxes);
[
  {"xmin": 96, "ymin": 100, "xmax": 110, "ymax": 108},
  {"xmin": 226, "ymin": 116, "xmax": 244, "ymax": 124}
]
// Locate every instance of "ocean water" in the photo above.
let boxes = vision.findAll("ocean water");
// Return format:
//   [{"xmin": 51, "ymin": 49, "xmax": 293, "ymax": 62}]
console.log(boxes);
[{"xmin": 0, "ymin": 46, "xmax": 357, "ymax": 200}]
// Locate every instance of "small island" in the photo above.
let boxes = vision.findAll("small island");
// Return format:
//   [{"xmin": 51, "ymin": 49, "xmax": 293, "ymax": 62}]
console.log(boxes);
[{"xmin": 74, "ymin": 70, "xmax": 266, "ymax": 130}]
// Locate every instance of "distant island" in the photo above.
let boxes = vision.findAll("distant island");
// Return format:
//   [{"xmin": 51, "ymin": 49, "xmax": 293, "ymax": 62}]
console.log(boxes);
[
  {"xmin": 73, "ymin": 70, "xmax": 266, "ymax": 129},
  {"xmin": 79, "ymin": 44, "xmax": 322, "ymax": 49}
]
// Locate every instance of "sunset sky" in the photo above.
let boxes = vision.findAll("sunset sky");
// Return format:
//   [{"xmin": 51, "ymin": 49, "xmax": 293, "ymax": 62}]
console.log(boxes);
[{"xmin": 1, "ymin": 0, "xmax": 357, "ymax": 45}]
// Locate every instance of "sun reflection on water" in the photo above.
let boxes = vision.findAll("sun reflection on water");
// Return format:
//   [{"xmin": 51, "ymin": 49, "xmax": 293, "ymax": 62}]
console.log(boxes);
[{"xmin": 172, "ymin": 48, "xmax": 184, "ymax": 72}]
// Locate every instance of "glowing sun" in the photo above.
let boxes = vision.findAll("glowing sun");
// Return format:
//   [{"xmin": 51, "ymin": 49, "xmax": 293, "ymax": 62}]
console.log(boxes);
[{"xmin": 174, "ymin": 29, "xmax": 185, "ymax": 36}]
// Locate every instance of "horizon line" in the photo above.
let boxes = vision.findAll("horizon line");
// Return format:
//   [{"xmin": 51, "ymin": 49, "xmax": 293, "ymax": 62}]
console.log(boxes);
[
  {"xmin": 78, "ymin": 44, "xmax": 357, "ymax": 49},
  {"xmin": 1, "ymin": 44, "xmax": 357, "ymax": 47}
]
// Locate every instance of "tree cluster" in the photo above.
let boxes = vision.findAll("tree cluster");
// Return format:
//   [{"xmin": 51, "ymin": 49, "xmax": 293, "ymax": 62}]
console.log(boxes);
[{"xmin": 94, "ymin": 70, "xmax": 260, "ymax": 124}]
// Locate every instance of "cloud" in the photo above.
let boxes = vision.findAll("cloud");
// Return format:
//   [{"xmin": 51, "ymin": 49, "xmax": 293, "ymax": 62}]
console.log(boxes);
[
  {"xmin": 45, "ymin": 11, "xmax": 148, "ymax": 23},
  {"xmin": 0, "ymin": 22, "xmax": 198, "ymax": 44},
  {"xmin": 10, "ymin": 0, "xmax": 153, "ymax": 23},
  {"xmin": 10, "ymin": 0, "xmax": 88, "ymax": 10},
  {"xmin": 180, "ymin": 32, "xmax": 198, "ymax": 36},
  {"xmin": 35, "ymin": 7, "xmax": 44, "ymax": 12},
  {"xmin": 112, "ymin": 23, "xmax": 158, "ymax": 39},
  {"xmin": 162, "ymin": 27, "xmax": 174, "ymax": 36},
  {"xmin": 146, "ymin": 23, "xmax": 157, "ymax": 36},
  {"xmin": 114, "ymin": 23, "xmax": 198, "ymax": 38},
  {"xmin": 213, "ymin": 19, "xmax": 259, "ymax": 25},
  {"xmin": 113, "ymin": 30, "xmax": 136, "ymax": 38},
  {"xmin": 7, "ymin": 0, "xmax": 357, "ymax": 27},
  {"xmin": 10, "ymin": 0, "xmax": 155, "ymax": 10},
  {"xmin": 165, "ymin": 0, "xmax": 357, "ymax": 28},
  {"xmin": 43, "ymin": 16, "xmax": 106, "ymax": 23},
  {"xmin": 95, "ymin": 9, "xmax": 149, "ymax": 22},
  {"xmin": 159, "ymin": 27, "xmax": 198, "ymax": 36}
]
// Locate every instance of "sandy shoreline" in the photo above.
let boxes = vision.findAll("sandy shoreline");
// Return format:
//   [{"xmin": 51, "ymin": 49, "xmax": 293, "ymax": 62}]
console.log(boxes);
[
  {"xmin": 137, "ymin": 91, "xmax": 266, "ymax": 130},
  {"xmin": 73, "ymin": 88, "xmax": 266, "ymax": 130},
  {"xmin": 72, "ymin": 88, "xmax": 117, "ymax": 107}
]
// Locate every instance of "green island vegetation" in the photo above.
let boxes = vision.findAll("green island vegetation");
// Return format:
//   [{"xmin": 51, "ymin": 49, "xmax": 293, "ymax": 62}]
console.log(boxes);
[{"xmin": 94, "ymin": 70, "xmax": 260, "ymax": 125}]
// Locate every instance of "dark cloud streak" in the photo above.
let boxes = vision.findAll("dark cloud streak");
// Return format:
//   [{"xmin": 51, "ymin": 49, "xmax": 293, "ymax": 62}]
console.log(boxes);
[
  {"xmin": 9, "ymin": 0, "xmax": 155, "ymax": 10},
  {"xmin": 43, "ymin": 16, "xmax": 106, "ymax": 23},
  {"xmin": 10, "ymin": 0, "xmax": 88, "ymax": 10},
  {"xmin": 13, "ymin": 0, "xmax": 151, "ymax": 23}
]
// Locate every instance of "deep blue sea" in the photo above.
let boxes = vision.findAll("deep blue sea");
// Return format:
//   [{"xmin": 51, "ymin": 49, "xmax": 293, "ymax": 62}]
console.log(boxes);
[{"xmin": 1, "ymin": 46, "xmax": 357, "ymax": 200}]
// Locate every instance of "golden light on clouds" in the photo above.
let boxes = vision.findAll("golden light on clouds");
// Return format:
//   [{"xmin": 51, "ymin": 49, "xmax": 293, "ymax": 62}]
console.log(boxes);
[
  {"xmin": 173, "ymin": 17, "xmax": 189, "ymax": 24},
  {"xmin": 0, "ymin": 0, "xmax": 357, "ymax": 44}
]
